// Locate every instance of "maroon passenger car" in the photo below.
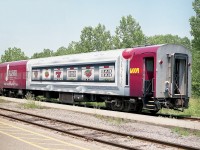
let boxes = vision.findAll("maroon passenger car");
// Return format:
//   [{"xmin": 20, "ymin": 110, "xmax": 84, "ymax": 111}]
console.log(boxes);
[{"xmin": 0, "ymin": 61, "xmax": 27, "ymax": 97}]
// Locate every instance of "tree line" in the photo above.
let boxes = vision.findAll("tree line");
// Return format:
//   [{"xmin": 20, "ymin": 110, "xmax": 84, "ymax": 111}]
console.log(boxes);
[
  {"xmin": 0, "ymin": 0, "xmax": 199, "ymax": 96},
  {"xmin": 0, "ymin": 15, "xmax": 191, "ymax": 61}
]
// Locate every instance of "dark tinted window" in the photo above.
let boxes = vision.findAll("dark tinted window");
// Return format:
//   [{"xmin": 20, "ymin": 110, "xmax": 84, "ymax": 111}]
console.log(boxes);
[{"xmin": 146, "ymin": 58, "xmax": 154, "ymax": 72}]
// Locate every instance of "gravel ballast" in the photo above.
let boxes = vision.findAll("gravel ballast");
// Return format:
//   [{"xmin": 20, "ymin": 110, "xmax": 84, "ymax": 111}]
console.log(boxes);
[{"xmin": 0, "ymin": 97, "xmax": 200, "ymax": 149}]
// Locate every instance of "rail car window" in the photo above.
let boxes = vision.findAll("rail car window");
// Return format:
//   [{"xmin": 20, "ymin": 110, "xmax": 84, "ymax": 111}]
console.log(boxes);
[
  {"xmin": 31, "ymin": 63, "xmax": 115, "ymax": 82},
  {"xmin": 126, "ymin": 60, "xmax": 129, "ymax": 85},
  {"xmin": 145, "ymin": 58, "xmax": 154, "ymax": 72}
]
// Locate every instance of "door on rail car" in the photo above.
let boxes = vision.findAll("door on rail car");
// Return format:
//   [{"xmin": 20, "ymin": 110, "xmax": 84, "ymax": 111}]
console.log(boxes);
[
  {"xmin": 143, "ymin": 57, "xmax": 155, "ymax": 97},
  {"xmin": 172, "ymin": 54, "xmax": 188, "ymax": 97}
]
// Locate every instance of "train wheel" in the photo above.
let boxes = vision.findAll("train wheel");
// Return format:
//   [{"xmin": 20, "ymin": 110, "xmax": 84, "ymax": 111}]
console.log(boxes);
[
  {"xmin": 111, "ymin": 99, "xmax": 124, "ymax": 111},
  {"xmin": 135, "ymin": 102, "xmax": 143, "ymax": 113},
  {"xmin": 0, "ymin": 89, "xmax": 3, "ymax": 96},
  {"xmin": 105, "ymin": 100, "xmax": 111, "ymax": 110},
  {"xmin": 123, "ymin": 101, "xmax": 133, "ymax": 112},
  {"xmin": 8, "ymin": 91, "xmax": 15, "ymax": 98}
]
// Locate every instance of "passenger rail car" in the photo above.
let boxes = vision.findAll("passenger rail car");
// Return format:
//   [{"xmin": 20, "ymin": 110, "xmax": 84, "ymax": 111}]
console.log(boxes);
[{"xmin": 0, "ymin": 44, "xmax": 192, "ymax": 113}]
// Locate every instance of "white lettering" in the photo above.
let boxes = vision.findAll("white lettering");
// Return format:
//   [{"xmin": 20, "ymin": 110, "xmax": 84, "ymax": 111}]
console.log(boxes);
[{"xmin": 8, "ymin": 70, "xmax": 18, "ymax": 77}]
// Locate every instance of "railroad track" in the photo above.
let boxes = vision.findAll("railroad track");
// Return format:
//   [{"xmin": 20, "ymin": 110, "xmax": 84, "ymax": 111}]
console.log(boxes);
[
  {"xmin": 181, "ymin": 116, "xmax": 200, "ymax": 122},
  {"xmin": 2, "ymin": 96, "xmax": 200, "ymax": 122},
  {"xmin": 77, "ymin": 104, "xmax": 200, "ymax": 123},
  {"xmin": 154, "ymin": 113, "xmax": 200, "ymax": 122},
  {"xmin": 74, "ymin": 104, "xmax": 200, "ymax": 123},
  {"xmin": 0, "ymin": 107, "xmax": 199, "ymax": 150}
]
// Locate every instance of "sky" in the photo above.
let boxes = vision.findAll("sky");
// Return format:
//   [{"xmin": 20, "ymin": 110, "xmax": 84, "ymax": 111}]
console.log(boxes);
[{"xmin": 0, "ymin": 0, "xmax": 195, "ymax": 57}]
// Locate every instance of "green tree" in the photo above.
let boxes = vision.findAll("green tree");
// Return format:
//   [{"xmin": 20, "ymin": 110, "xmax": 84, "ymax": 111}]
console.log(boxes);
[
  {"xmin": 92, "ymin": 24, "xmax": 112, "ymax": 51},
  {"xmin": 1, "ymin": 47, "xmax": 28, "ymax": 63},
  {"xmin": 190, "ymin": 0, "xmax": 200, "ymax": 96},
  {"xmin": 80, "ymin": 26, "xmax": 94, "ymax": 52},
  {"xmin": 190, "ymin": 0, "xmax": 200, "ymax": 51},
  {"xmin": 31, "ymin": 48, "xmax": 54, "ymax": 59},
  {"xmin": 54, "ymin": 46, "xmax": 68, "ymax": 56},
  {"xmin": 67, "ymin": 41, "xmax": 80, "ymax": 54},
  {"xmin": 79, "ymin": 24, "xmax": 112, "ymax": 53},
  {"xmin": 54, "ymin": 42, "xmax": 80, "ymax": 56},
  {"xmin": 113, "ymin": 15, "xmax": 145, "ymax": 49},
  {"xmin": 146, "ymin": 34, "xmax": 191, "ymax": 49},
  {"xmin": 192, "ymin": 51, "xmax": 200, "ymax": 96}
]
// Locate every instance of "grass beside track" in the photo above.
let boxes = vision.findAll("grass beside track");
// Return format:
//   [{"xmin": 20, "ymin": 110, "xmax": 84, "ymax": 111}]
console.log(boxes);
[
  {"xmin": 75, "ymin": 102, "xmax": 105, "ymax": 108},
  {"xmin": 21, "ymin": 100, "xmax": 44, "ymax": 109},
  {"xmin": 171, "ymin": 127, "xmax": 200, "ymax": 137},
  {"xmin": 25, "ymin": 96, "xmax": 200, "ymax": 116},
  {"xmin": 1, "ymin": 95, "xmax": 200, "ymax": 117},
  {"xmin": 159, "ymin": 97, "xmax": 200, "ymax": 117}
]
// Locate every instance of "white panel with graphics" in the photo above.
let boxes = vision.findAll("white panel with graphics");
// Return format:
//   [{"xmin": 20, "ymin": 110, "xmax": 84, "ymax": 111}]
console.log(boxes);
[
  {"xmin": 54, "ymin": 68, "xmax": 63, "ymax": 80},
  {"xmin": 67, "ymin": 67, "xmax": 78, "ymax": 81},
  {"xmin": 99, "ymin": 65, "xmax": 115, "ymax": 81},
  {"xmin": 81, "ymin": 66, "xmax": 94, "ymax": 81},
  {"xmin": 42, "ymin": 68, "xmax": 51, "ymax": 80},
  {"xmin": 32, "ymin": 69, "xmax": 40, "ymax": 80}
]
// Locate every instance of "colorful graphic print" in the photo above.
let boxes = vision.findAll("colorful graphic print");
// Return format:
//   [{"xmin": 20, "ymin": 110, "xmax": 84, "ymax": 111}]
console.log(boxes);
[
  {"xmin": 54, "ymin": 68, "xmax": 63, "ymax": 80},
  {"xmin": 99, "ymin": 65, "xmax": 115, "ymax": 81},
  {"xmin": 32, "ymin": 69, "xmax": 40, "ymax": 80},
  {"xmin": 67, "ymin": 67, "xmax": 78, "ymax": 80},
  {"xmin": 82, "ymin": 66, "xmax": 94, "ymax": 81},
  {"xmin": 84, "ymin": 69, "xmax": 92, "ymax": 78},
  {"xmin": 42, "ymin": 68, "xmax": 51, "ymax": 80}
]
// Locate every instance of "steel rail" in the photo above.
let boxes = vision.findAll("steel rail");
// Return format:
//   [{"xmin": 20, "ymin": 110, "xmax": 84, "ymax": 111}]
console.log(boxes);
[
  {"xmin": 181, "ymin": 117, "xmax": 200, "ymax": 122},
  {"xmin": 0, "ymin": 107, "xmax": 199, "ymax": 150},
  {"xmin": 155, "ymin": 113, "xmax": 200, "ymax": 122}
]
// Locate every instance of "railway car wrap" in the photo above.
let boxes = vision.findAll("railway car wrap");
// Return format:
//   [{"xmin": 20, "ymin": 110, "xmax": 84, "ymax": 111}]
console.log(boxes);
[
  {"xmin": 0, "ymin": 44, "xmax": 191, "ymax": 113},
  {"xmin": 0, "ymin": 61, "xmax": 27, "ymax": 96},
  {"xmin": 26, "ymin": 49, "xmax": 129, "ymax": 98}
]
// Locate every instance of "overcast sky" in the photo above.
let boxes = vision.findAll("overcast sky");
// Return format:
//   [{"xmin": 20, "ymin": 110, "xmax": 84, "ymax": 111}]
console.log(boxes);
[{"xmin": 0, "ymin": 0, "xmax": 195, "ymax": 57}]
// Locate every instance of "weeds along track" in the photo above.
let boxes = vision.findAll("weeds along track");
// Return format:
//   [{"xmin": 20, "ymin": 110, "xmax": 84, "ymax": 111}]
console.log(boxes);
[{"xmin": 0, "ymin": 107, "xmax": 199, "ymax": 150}]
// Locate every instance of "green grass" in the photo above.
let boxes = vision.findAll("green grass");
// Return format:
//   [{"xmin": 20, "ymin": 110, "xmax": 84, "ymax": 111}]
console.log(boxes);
[
  {"xmin": 172, "ymin": 127, "xmax": 190, "ymax": 136},
  {"xmin": 21, "ymin": 100, "xmax": 43, "ymax": 109},
  {"xmin": 35, "ymin": 95, "xmax": 46, "ymax": 101},
  {"xmin": 35, "ymin": 95, "xmax": 59, "ymax": 103},
  {"xmin": 22, "ymin": 92, "xmax": 43, "ymax": 109},
  {"xmin": 75, "ymin": 102, "xmax": 105, "ymax": 108},
  {"xmin": 172, "ymin": 127, "xmax": 200, "ymax": 137},
  {"xmin": 159, "ymin": 97, "xmax": 200, "ymax": 117}
]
